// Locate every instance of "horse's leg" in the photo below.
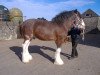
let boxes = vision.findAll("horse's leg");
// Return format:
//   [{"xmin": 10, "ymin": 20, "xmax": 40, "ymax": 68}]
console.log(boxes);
[
  {"xmin": 69, "ymin": 35, "xmax": 78, "ymax": 60},
  {"xmin": 54, "ymin": 40, "xmax": 64, "ymax": 65},
  {"xmin": 22, "ymin": 39, "xmax": 32, "ymax": 63}
]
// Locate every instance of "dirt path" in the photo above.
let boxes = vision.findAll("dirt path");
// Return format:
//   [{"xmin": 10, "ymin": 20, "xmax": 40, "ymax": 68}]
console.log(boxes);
[{"xmin": 0, "ymin": 34, "xmax": 100, "ymax": 75}]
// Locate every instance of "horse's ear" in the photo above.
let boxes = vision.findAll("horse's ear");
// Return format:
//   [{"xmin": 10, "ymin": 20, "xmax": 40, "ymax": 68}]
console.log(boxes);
[{"xmin": 74, "ymin": 9, "xmax": 78, "ymax": 14}]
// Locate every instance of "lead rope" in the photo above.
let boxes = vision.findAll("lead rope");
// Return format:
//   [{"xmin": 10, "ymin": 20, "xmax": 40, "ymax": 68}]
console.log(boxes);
[{"xmin": 82, "ymin": 29, "xmax": 85, "ymax": 41}]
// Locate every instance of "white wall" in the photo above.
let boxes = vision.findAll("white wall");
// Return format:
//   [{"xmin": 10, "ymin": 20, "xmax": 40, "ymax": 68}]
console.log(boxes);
[{"xmin": 83, "ymin": 17, "xmax": 98, "ymax": 33}]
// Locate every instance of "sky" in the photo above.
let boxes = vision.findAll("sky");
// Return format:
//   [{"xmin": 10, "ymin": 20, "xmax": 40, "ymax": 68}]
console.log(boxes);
[{"xmin": 0, "ymin": 0, "xmax": 100, "ymax": 20}]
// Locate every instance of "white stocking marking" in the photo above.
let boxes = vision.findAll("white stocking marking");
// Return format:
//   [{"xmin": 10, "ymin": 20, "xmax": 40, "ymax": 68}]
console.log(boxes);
[
  {"xmin": 22, "ymin": 40, "xmax": 32, "ymax": 63},
  {"xmin": 54, "ymin": 48, "xmax": 64, "ymax": 65}
]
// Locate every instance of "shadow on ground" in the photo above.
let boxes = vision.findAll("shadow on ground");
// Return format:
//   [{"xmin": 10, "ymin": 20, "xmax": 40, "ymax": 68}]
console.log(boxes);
[
  {"xmin": 10, "ymin": 45, "xmax": 71, "ymax": 63},
  {"xmin": 79, "ymin": 34, "xmax": 100, "ymax": 48}
]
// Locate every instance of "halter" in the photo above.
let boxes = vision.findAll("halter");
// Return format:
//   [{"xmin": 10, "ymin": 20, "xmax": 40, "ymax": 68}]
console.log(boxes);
[{"xmin": 73, "ymin": 14, "xmax": 85, "ymax": 41}]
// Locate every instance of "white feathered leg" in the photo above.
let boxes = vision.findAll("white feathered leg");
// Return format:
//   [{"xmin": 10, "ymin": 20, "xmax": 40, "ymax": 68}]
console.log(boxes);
[
  {"xmin": 26, "ymin": 41, "xmax": 32, "ymax": 61},
  {"xmin": 54, "ymin": 48, "xmax": 64, "ymax": 65},
  {"xmin": 22, "ymin": 40, "xmax": 32, "ymax": 63}
]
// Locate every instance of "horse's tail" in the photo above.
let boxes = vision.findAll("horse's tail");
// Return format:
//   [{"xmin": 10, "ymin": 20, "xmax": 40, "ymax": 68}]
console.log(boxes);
[{"xmin": 18, "ymin": 24, "xmax": 23, "ymax": 38}]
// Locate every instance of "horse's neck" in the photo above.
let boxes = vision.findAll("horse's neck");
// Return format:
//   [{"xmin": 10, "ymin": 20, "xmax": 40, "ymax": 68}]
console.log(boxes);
[{"xmin": 63, "ymin": 21, "xmax": 72, "ymax": 32}]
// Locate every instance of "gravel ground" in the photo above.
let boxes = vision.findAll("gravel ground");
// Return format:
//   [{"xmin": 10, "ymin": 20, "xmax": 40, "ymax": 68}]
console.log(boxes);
[{"xmin": 0, "ymin": 34, "xmax": 100, "ymax": 75}]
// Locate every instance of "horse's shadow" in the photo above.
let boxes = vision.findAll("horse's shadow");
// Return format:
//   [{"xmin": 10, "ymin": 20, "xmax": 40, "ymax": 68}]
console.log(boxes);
[
  {"xmin": 10, "ymin": 46, "xmax": 22, "ymax": 61},
  {"xmin": 10, "ymin": 45, "xmax": 70, "ymax": 63}
]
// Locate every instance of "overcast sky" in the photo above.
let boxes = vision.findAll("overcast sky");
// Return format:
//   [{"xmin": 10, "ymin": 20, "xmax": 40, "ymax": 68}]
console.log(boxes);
[{"xmin": 0, "ymin": 0, "xmax": 100, "ymax": 20}]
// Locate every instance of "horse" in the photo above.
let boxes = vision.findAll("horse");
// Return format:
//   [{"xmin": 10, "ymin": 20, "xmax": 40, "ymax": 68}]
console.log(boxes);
[{"xmin": 20, "ymin": 9, "xmax": 85, "ymax": 65}]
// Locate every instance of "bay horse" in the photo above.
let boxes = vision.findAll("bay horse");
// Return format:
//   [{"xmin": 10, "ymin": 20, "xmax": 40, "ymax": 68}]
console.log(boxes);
[{"xmin": 20, "ymin": 9, "xmax": 85, "ymax": 65}]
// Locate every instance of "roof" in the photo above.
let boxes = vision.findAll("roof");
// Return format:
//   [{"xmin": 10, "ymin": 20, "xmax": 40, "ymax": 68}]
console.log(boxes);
[
  {"xmin": 0, "ymin": 5, "xmax": 5, "ymax": 9},
  {"xmin": 0, "ymin": 5, "xmax": 9, "ymax": 15},
  {"xmin": 0, "ymin": 5, "xmax": 8, "ymax": 10},
  {"xmin": 82, "ymin": 9, "xmax": 99, "ymax": 17}
]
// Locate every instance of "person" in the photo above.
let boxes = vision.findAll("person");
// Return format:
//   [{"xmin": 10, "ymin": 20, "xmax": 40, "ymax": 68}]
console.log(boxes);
[{"xmin": 68, "ymin": 23, "xmax": 81, "ymax": 59}]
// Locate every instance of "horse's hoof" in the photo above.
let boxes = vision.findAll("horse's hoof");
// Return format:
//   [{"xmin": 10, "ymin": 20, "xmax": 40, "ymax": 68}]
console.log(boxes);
[
  {"xmin": 23, "ymin": 61, "xmax": 29, "ymax": 64},
  {"xmin": 68, "ymin": 57, "xmax": 74, "ymax": 60},
  {"xmin": 22, "ymin": 59, "xmax": 30, "ymax": 64},
  {"xmin": 29, "ymin": 55, "xmax": 33, "ymax": 61},
  {"xmin": 22, "ymin": 56, "xmax": 31, "ymax": 63},
  {"xmin": 68, "ymin": 56, "xmax": 78, "ymax": 60},
  {"xmin": 54, "ymin": 60, "xmax": 64, "ymax": 65}
]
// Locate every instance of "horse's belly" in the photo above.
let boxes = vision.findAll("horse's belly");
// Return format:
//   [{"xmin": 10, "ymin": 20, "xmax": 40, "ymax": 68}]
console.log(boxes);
[{"xmin": 34, "ymin": 31, "xmax": 55, "ymax": 41}]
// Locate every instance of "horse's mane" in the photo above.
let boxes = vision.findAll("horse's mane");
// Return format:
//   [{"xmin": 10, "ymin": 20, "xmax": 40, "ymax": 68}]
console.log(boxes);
[
  {"xmin": 51, "ymin": 10, "xmax": 82, "ymax": 25},
  {"xmin": 37, "ymin": 17, "xmax": 47, "ymax": 21}
]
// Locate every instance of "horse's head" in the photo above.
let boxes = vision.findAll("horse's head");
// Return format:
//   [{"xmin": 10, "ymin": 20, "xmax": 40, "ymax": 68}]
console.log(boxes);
[
  {"xmin": 51, "ymin": 9, "xmax": 85, "ymax": 40},
  {"xmin": 71, "ymin": 9, "xmax": 85, "ymax": 40},
  {"xmin": 72, "ymin": 9, "xmax": 85, "ymax": 30}
]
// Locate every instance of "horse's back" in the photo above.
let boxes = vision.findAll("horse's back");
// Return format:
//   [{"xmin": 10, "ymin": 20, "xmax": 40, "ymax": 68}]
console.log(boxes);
[{"xmin": 20, "ymin": 19, "xmax": 53, "ymax": 40}]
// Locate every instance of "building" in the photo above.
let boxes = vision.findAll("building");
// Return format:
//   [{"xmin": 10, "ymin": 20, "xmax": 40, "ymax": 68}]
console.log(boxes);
[
  {"xmin": 82, "ymin": 9, "xmax": 100, "ymax": 33},
  {"xmin": 82, "ymin": 9, "xmax": 99, "ymax": 18},
  {"xmin": 0, "ymin": 5, "xmax": 10, "ymax": 21}
]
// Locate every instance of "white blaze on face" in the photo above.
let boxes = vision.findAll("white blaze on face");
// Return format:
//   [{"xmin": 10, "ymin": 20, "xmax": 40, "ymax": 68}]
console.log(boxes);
[
  {"xmin": 82, "ymin": 19, "xmax": 85, "ymax": 29},
  {"xmin": 77, "ymin": 19, "xmax": 85, "ymax": 29},
  {"xmin": 75, "ymin": 16, "xmax": 85, "ymax": 30},
  {"xmin": 81, "ymin": 19, "xmax": 85, "ymax": 29}
]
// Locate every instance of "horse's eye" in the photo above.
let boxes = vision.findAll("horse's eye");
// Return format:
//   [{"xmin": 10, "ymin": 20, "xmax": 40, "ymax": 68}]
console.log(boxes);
[{"xmin": 73, "ymin": 21, "xmax": 76, "ymax": 24}]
